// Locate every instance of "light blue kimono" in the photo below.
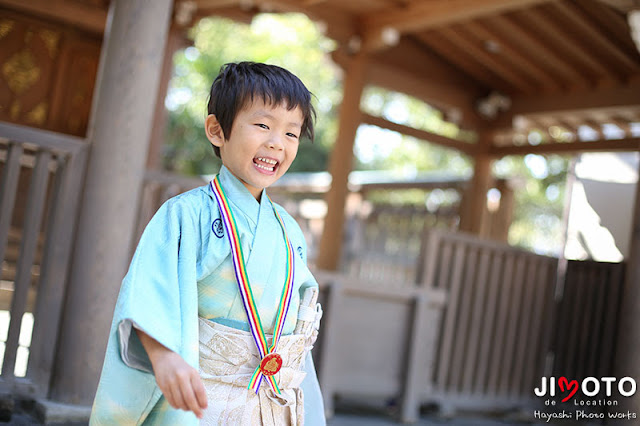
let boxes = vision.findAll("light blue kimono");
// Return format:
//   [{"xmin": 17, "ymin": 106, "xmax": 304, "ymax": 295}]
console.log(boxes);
[{"xmin": 91, "ymin": 165, "xmax": 325, "ymax": 425}]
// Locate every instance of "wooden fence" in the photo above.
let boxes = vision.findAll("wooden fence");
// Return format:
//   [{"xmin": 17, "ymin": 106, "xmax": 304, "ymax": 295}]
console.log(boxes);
[
  {"xmin": 552, "ymin": 260, "xmax": 625, "ymax": 382},
  {"xmin": 0, "ymin": 122, "xmax": 88, "ymax": 397},
  {"xmin": 417, "ymin": 230, "xmax": 558, "ymax": 412}
]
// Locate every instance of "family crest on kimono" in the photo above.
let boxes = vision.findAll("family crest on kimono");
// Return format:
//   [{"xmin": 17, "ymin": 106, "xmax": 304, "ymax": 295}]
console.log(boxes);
[{"xmin": 91, "ymin": 62, "xmax": 326, "ymax": 425}]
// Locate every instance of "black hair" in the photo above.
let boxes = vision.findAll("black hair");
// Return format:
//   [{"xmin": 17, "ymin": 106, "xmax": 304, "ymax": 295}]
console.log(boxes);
[{"xmin": 207, "ymin": 62, "xmax": 316, "ymax": 157}]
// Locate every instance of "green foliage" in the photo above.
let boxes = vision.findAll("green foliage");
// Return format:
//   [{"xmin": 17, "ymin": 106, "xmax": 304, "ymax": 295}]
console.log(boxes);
[
  {"xmin": 163, "ymin": 15, "xmax": 569, "ymax": 256},
  {"xmin": 494, "ymin": 154, "xmax": 569, "ymax": 255},
  {"xmin": 163, "ymin": 14, "xmax": 340, "ymax": 175},
  {"xmin": 356, "ymin": 87, "xmax": 473, "ymax": 175},
  {"xmin": 360, "ymin": 87, "xmax": 474, "ymax": 141}
]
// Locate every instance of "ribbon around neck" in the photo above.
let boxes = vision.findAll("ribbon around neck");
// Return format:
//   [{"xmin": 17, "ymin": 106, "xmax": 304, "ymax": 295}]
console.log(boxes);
[{"xmin": 210, "ymin": 175, "xmax": 295, "ymax": 394}]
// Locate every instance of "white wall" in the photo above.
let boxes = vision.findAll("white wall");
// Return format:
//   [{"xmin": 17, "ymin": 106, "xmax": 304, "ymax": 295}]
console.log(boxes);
[{"xmin": 565, "ymin": 152, "xmax": 639, "ymax": 261}]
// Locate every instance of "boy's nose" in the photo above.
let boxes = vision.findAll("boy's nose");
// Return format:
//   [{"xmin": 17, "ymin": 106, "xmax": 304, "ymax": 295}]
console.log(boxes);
[{"xmin": 267, "ymin": 135, "xmax": 284, "ymax": 150}]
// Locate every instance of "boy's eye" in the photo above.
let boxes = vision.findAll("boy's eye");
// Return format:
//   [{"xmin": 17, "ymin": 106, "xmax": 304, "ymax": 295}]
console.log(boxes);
[
  {"xmin": 256, "ymin": 123, "xmax": 269, "ymax": 129},
  {"xmin": 286, "ymin": 133, "xmax": 299, "ymax": 139}
]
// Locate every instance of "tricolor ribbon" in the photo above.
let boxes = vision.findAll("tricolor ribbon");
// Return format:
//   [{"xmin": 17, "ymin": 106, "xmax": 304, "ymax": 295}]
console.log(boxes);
[{"xmin": 210, "ymin": 175, "xmax": 295, "ymax": 394}]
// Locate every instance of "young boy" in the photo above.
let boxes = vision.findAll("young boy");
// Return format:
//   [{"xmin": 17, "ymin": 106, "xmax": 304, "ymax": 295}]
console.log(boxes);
[{"xmin": 91, "ymin": 62, "xmax": 325, "ymax": 425}]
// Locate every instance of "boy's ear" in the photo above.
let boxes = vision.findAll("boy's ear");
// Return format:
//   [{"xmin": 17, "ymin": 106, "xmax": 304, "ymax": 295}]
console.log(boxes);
[{"xmin": 205, "ymin": 114, "xmax": 225, "ymax": 148}]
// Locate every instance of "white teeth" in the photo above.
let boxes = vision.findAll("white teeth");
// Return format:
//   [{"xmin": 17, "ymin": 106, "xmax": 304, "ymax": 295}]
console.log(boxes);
[
  {"xmin": 255, "ymin": 163, "xmax": 274, "ymax": 171},
  {"xmin": 256, "ymin": 157, "xmax": 277, "ymax": 165}
]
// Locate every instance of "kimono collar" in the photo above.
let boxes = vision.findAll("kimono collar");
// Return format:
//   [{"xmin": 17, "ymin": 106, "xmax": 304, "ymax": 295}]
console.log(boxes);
[{"xmin": 217, "ymin": 165, "xmax": 269, "ymax": 224}]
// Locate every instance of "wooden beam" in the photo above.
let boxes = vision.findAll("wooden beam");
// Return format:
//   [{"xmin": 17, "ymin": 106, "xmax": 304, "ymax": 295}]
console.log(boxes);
[
  {"xmin": 194, "ymin": 0, "xmax": 306, "ymax": 11},
  {"xmin": 489, "ymin": 137, "xmax": 640, "ymax": 156},
  {"xmin": 532, "ymin": 116, "xmax": 580, "ymax": 135},
  {"xmin": 607, "ymin": 116, "xmax": 633, "ymax": 133},
  {"xmin": 194, "ymin": 6, "xmax": 254, "ymax": 24},
  {"xmin": 361, "ymin": 113, "xmax": 478, "ymax": 155},
  {"xmin": 552, "ymin": 1, "xmax": 639, "ymax": 72},
  {"xmin": 415, "ymin": 32, "xmax": 513, "ymax": 94},
  {"xmin": 0, "ymin": 0, "xmax": 107, "ymax": 34},
  {"xmin": 365, "ymin": 63, "xmax": 484, "ymax": 130},
  {"xmin": 576, "ymin": 0, "xmax": 637, "ymax": 54},
  {"xmin": 360, "ymin": 37, "xmax": 486, "ymax": 128},
  {"xmin": 372, "ymin": 36, "xmax": 483, "ymax": 93},
  {"xmin": 561, "ymin": 115, "xmax": 591, "ymax": 132},
  {"xmin": 582, "ymin": 120, "xmax": 604, "ymax": 138},
  {"xmin": 487, "ymin": 14, "xmax": 591, "ymax": 88},
  {"xmin": 360, "ymin": 0, "xmax": 558, "ymax": 51},
  {"xmin": 618, "ymin": 109, "xmax": 640, "ymax": 122},
  {"xmin": 192, "ymin": 0, "xmax": 240, "ymax": 8},
  {"xmin": 365, "ymin": 58, "xmax": 475, "ymax": 111},
  {"xmin": 193, "ymin": 0, "xmax": 356, "ymax": 45},
  {"xmin": 463, "ymin": 21, "xmax": 560, "ymax": 91},
  {"xmin": 524, "ymin": 8, "xmax": 617, "ymax": 81},
  {"xmin": 491, "ymin": 82, "xmax": 640, "ymax": 128},
  {"xmin": 330, "ymin": 41, "xmax": 487, "ymax": 130},
  {"xmin": 596, "ymin": 0, "xmax": 639, "ymax": 13},
  {"xmin": 439, "ymin": 27, "xmax": 538, "ymax": 93},
  {"xmin": 554, "ymin": 119, "xmax": 581, "ymax": 134},
  {"xmin": 522, "ymin": 117, "xmax": 550, "ymax": 136}
]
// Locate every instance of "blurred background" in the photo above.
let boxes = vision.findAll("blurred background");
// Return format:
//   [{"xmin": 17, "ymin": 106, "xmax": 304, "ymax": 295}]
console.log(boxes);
[{"xmin": 0, "ymin": 0, "xmax": 639, "ymax": 424}]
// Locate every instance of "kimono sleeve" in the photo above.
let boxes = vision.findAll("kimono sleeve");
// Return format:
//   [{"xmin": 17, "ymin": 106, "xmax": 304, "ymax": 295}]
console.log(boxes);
[
  {"xmin": 91, "ymin": 197, "xmax": 201, "ymax": 425},
  {"xmin": 115, "ymin": 197, "xmax": 199, "ymax": 371}
]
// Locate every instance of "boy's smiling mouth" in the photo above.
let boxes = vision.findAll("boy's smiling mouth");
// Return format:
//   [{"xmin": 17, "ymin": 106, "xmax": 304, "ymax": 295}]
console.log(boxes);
[{"xmin": 253, "ymin": 156, "xmax": 279, "ymax": 173}]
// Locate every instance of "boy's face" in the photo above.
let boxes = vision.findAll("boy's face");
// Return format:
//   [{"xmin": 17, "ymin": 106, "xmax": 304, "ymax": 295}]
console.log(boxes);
[{"xmin": 206, "ymin": 100, "xmax": 303, "ymax": 200}]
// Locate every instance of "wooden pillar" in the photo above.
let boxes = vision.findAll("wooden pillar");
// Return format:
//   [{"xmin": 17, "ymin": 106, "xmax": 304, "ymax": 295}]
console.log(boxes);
[
  {"xmin": 459, "ymin": 137, "xmax": 492, "ymax": 234},
  {"xmin": 146, "ymin": 24, "xmax": 190, "ymax": 170},
  {"xmin": 614, "ymin": 169, "xmax": 640, "ymax": 417},
  {"xmin": 315, "ymin": 54, "xmax": 367, "ymax": 270},
  {"xmin": 491, "ymin": 179, "xmax": 514, "ymax": 242},
  {"xmin": 48, "ymin": 0, "xmax": 174, "ymax": 405},
  {"xmin": 613, "ymin": 18, "xmax": 640, "ymax": 419}
]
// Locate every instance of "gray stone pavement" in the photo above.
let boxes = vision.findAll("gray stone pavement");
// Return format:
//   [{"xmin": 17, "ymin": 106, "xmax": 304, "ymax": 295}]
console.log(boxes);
[
  {"xmin": 329, "ymin": 415, "xmax": 519, "ymax": 425},
  {"xmin": 326, "ymin": 402, "xmax": 603, "ymax": 426},
  {"xmin": 329, "ymin": 413, "xmax": 543, "ymax": 426},
  {"xmin": 1, "ymin": 413, "xmax": 598, "ymax": 425},
  {"xmin": 1, "ymin": 400, "xmax": 602, "ymax": 425},
  {"xmin": 329, "ymin": 413, "xmax": 603, "ymax": 426}
]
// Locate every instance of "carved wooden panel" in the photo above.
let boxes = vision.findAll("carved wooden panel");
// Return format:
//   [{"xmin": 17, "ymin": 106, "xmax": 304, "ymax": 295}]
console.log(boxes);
[{"xmin": 0, "ymin": 8, "xmax": 101, "ymax": 137}]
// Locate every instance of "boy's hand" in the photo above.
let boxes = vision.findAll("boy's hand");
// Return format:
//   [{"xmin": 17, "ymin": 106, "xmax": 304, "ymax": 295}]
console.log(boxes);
[{"xmin": 135, "ymin": 329, "xmax": 208, "ymax": 419}]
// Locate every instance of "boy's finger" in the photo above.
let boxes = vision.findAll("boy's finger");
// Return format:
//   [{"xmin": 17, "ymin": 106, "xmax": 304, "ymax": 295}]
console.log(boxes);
[
  {"xmin": 171, "ymin": 383, "xmax": 188, "ymax": 411},
  {"xmin": 180, "ymin": 381, "xmax": 203, "ymax": 418},
  {"xmin": 191, "ymin": 375, "xmax": 208, "ymax": 409},
  {"xmin": 163, "ymin": 386, "xmax": 177, "ymax": 409}
]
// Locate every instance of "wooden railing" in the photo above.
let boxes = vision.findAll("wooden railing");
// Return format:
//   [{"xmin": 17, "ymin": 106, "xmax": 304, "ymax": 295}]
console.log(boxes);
[
  {"xmin": 344, "ymin": 205, "xmax": 458, "ymax": 285},
  {"xmin": 0, "ymin": 122, "xmax": 88, "ymax": 396},
  {"xmin": 313, "ymin": 270, "xmax": 447, "ymax": 422},
  {"xmin": 133, "ymin": 169, "xmax": 208, "ymax": 252}
]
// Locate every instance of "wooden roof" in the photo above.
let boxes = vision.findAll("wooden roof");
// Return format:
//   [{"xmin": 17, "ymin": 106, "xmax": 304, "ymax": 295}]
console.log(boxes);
[
  {"xmin": 7, "ymin": 0, "xmax": 638, "ymax": 155},
  {"xmin": 186, "ymin": 0, "xmax": 640, "ymax": 156}
]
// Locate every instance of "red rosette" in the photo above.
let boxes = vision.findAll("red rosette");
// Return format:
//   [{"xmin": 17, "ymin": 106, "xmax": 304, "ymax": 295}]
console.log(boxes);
[{"xmin": 259, "ymin": 353, "xmax": 283, "ymax": 376}]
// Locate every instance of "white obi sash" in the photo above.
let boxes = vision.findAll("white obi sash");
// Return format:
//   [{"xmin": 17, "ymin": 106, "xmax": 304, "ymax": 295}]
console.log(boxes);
[{"xmin": 198, "ymin": 288, "xmax": 322, "ymax": 425}]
